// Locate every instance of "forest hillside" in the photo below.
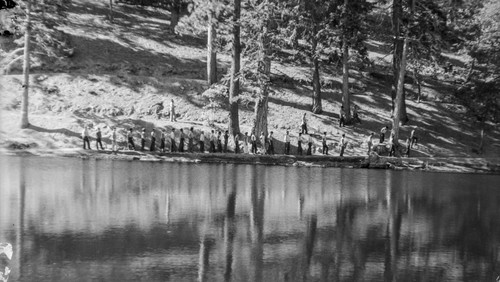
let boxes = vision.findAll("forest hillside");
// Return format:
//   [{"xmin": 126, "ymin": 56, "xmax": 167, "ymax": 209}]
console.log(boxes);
[{"xmin": 0, "ymin": 0, "xmax": 499, "ymax": 158}]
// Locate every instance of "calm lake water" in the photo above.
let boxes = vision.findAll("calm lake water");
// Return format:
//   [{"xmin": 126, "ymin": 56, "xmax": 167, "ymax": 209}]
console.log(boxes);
[{"xmin": 0, "ymin": 156, "xmax": 499, "ymax": 281}]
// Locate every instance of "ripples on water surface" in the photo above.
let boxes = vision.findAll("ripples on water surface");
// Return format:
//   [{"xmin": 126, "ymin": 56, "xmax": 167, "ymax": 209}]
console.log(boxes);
[{"xmin": 0, "ymin": 156, "xmax": 499, "ymax": 281}]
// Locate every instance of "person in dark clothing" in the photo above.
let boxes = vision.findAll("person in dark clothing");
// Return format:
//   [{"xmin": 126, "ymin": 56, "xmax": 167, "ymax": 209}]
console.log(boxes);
[
  {"xmin": 268, "ymin": 131, "xmax": 275, "ymax": 155},
  {"xmin": 339, "ymin": 106, "xmax": 346, "ymax": 127},
  {"xmin": 209, "ymin": 130, "xmax": 216, "ymax": 153},
  {"xmin": 284, "ymin": 131, "xmax": 291, "ymax": 155},
  {"xmin": 160, "ymin": 130, "xmax": 166, "ymax": 152},
  {"xmin": 297, "ymin": 132, "xmax": 303, "ymax": 155},
  {"xmin": 127, "ymin": 128, "xmax": 136, "ymax": 150},
  {"xmin": 340, "ymin": 134, "xmax": 347, "ymax": 157},
  {"xmin": 224, "ymin": 130, "xmax": 229, "ymax": 153},
  {"xmin": 150, "ymin": 129, "xmax": 156, "ymax": 152},
  {"xmin": 410, "ymin": 129, "xmax": 418, "ymax": 148},
  {"xmin": 217, "ymin": 131, "xmax": 223, "ymax": 152},
  {"xmin": 179, "ymin": 128, "xmax": 185, "ymax": 152},
  {"xmin": 352, "ymin": 105, "xmax": 361, "ymax": 124},
  {"xmin": 140, "ymin": 128, "xmax": 146, "ymax": 151},
  {"xmin": 405, "ymin": 137, "xmax": 411, "ymax": 157},
  {"xmin": 380, "ymin": 126, "xmax": 388, "ymax": 143},
  {"xmin": 322, "ymin": 132, "xmax": 328, "ymax": 155},
  {"xmin": 188, "ymin": 127, "xmax": 194, "ymax": 152},
  {"xmin": 82, "ymin": 125, "xmax": 91, "ymax": 149},
  {"xmin": 170, "ymin": 128, "xmax": 176, "ymax": 152},
  {"xmin": 301, "ymin": 113, "xmax": 308, "ymax": 134},
  {"xmin": 95, "ymin": 127, "xmax": 104, "ymax": 150}
]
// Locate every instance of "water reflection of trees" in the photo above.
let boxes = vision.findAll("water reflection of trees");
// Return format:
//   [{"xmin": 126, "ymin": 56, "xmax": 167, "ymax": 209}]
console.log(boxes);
[{"xmin": 0, "ymin": 157, "xmax": 499, "ymax": 281}]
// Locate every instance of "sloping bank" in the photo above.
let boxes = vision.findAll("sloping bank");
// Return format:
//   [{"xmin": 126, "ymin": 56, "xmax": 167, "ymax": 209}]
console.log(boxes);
[{"xmin": 1, "ymin": 148, "xmax": 499, "ymax": 174}]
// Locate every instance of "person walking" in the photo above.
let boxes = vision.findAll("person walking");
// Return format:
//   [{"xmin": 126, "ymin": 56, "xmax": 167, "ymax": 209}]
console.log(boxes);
[
  {"xmin": 339, "ymin": 134, "xmax": 347, "ymax": 157},
  {"xmin": 95, "ymin": 127, "xmax": 104, "ymax": 150},
  {"xmin": 352, "ymin": 105, "xmax": 361, "ymax": 124},
  {"xmin": 160, "ymin": 130, "xmax": 166, "ymax": 152},
  {"xmin": 405, "ymin": 137, "xmax": 411, "ymax": 157},
  {"xmin": 380, "ymin": 126, "xmax": 388, "ymax": 143},
  {"xmin": 170, "ymin": 99, "xmax": 176, "ymax": 122},
  {"xmin": 188, "ymin": 127, "xmax": 194, "ymax": 152},
  {"xmin": 301, "ymin": 113, "xmax": 308, "ymax": 134},
  {"xmin": 209, "ymin": 130, "xmax": 216, "ymax": 153},
  {"xmin": 297, "ymin": 132, "xmax": 303, "ymax": 155},
  {"xmin": 217, "ymin": 131, "xmax": 223, "ymax": 153},
  {"xmin": 140, "ymin": 128, "xmax": 146, "ymax": 151},
  {"xmin": 244, "ymin": 132, "xmax": 249, "ymax": 153},
  {"xmin": 284, "ymin": 131, "xmax": 291, "ymax": 155},
  {"xmin": 82, "ymin": 125, "xmax": 91, "ymax": 150},
  {"xmin": 410, "ymin": 128, "xmax": 418, "ymax": 148},
  {"xmin": 170, "ymin": 128, "xmax": 177, "ymax": 152},
  {"xmin": 339, "ymin": 106, "xmax": 346, "ymax": 127},
  {"xmin": 150, "ymin": 129, "xmax": 156, "ymax": 152},
  {"xmin": 111, "ymin": 127, "xmax": 117, "ymax": 152},
  {"xmin": 251, "ymin": 132, "xmax": 257, "ymax": 154},
  {"xmin": 322, "ymin": 132, "xmax": 328, "ymax": 155},
  {"xmin": 199, "ymin": 131, "xmax": 205, "ymax": 153},
  {"xmin": 127, "ymin": 128, "xmax": 136, "ymax": 150},
  {"xmin": 389, "ymin": 132, "xmax": 396, "ymax": 157},
  {"xmin": 224, "ymin": 130, "xmax": 229, "ymax": 153},
  {"xmin": 179, "ymin": 128, "xmax": 185, "ymax": 152},
  {"xmin": 234, "ymin": 134, "xmax": 240, "ymax": 154},
  {"xmin": 268, "ymin": 131, "xmax": 275, "ymax": 155},
  {"xmin": 306, "ymin": 134, "xmax": 313, "ymax": 155},
  {"xmin": 366, "ymin": 132, "xmax": 374, "ymax": 155}
]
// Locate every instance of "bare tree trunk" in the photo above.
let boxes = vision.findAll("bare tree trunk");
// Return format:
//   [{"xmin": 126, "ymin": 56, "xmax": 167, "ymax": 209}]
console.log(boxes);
[
  {"xmin": 392, "ymin": 0, "xmax": 408, "ymax": 123},
  {"xmin": 311, "ymin": 30, "xmax": 322, "ymax": 114},
  {"xmin": 170, "ymin": 0, "xmax": 181, "ymax": 32},
  {"xmin": 207, "ymin": 6, "xmax": 217, "ymax": 85},
  {"xmin": 413, "ymin": 66, "xmax": 421, "ymax": 103},
  {"xmin": 108, "ymin": 0, "xmax": 113, "ymax": 22},
  {"xmin": 392, "ymin": 38, "xmax": 408, "ymax": 142},
  {"xmin": 21, "ymin": 0, "xmax": 32, "ymax": 129},
  {"xmin": 253, "ymin": 22, "xmax": 272, "ymax": 139},
  {"xmin": 342, "ymin": 32, "xmax": 351, "ymax": 122},
  {"xmin": 228, "ymin": 0, "xmax": 241, "ymax": 135}
]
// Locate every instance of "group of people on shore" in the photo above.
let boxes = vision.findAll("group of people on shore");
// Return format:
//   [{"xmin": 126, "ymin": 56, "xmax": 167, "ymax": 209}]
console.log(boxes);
[{"xmin": 81, "ymin": 110, "xmax": 419, "ymax": 157}]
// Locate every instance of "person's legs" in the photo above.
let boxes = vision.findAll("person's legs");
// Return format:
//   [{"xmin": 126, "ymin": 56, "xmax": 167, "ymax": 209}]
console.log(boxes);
[{"xmin": 200, "ymin": 141, "xmax": 204, "ymax": 152}]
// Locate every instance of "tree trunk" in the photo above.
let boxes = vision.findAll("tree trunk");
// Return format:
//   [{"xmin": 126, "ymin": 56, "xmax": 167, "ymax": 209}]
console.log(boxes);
[
  {"xmin": 170, "ymin": 0, "xmax": 181, "ymax": 32},
  {"xmin": 392, "ymin": 38, "xmax": 408, "ymax": 142},
  {"xmin": 228, "ymin": 0, "xmax": 241, "ymax": 135},
  {"xmin": 207, "ymin": 7, "xmax": 217, "ymax": 85},
  {"xmin": 342, "ymin": 33, "xmax": 351, "ymax": 121},
  {"xmin": 21, "ymin": 0, "xmax": 31, "ymax": 129},
  {"xmin": 108, "ymin": 0, "xmax": 113, "ymax": 22},
  {"xmin": 253, "ymin": 23, "xmax": 272, "ymax": 139},
  {"xmin": 311, "ymin": 33, "xmax": 322, "ymax": 114},
  {"xmin": 392, "ymin": 0, "xmax": 408, "ymax": 123}
]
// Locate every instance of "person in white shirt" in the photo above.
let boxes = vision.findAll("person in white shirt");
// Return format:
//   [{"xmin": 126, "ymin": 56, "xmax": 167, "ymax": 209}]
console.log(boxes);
[
  {"xmin": 380, "ymin": 126, "xmax": 388, "ymax": 143},
  {"xmin": 199, "ymin": 131, "xmax": 205, "ymax": 152},
  {"xmin": 259, "ymin": 132, "xmax": 266, "ymax": 154},
  {"xmin": 366, "ymin": 132, "xmax": 374, "ymax": 155},
  {"xmin": 284, "ymin": 131, "xmax": 291, "ymax": 155},
  {"xmin": 170, "ymin": 99, "xmax": 176, "ymax": 122},
  {"xmin": 340, "ymin": 134, "xmax": 347, "ymax": 156},
  {"xmin": 268, "ymin": 131, "xmax": 275, "ymax": 155},
  {"xmin": 170, "ymin": 128, "xmax": 176, "ymax": 152},
  {"xmin": 82, "ymin": 125, "xmax": 90, "ymax": 149},
  {"xmin": 244, "ymin": 132, "xmax": 249, "ymax": 153},
  {"xmin": 251, "ymin": 132, "xmax": 257, "ymax": 154},
  {"xmin": 306, "ymin": 134, "xmax": 313, "ymax": 155},
  {"xmin": 209, "ymin": 130, "xmax": 216, "ymax": 153},
  {"xmin": 301, "ymin": 113, "xmax": 308, "ymax": 134}
]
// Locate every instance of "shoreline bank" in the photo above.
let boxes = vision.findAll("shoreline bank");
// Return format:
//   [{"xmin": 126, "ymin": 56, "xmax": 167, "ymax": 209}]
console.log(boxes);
[{"xmin": 2, "ymin": 148, "xmax": 499, "ymax": 175}]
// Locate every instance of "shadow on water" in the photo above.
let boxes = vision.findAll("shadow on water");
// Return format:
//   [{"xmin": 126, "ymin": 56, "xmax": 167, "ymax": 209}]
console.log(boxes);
[{"xmin": 1, "ymin": 157, "xmax": 500, "ymax": 281}]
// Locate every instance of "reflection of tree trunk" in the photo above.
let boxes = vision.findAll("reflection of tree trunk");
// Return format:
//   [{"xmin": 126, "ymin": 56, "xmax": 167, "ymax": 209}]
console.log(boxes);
[
  {"xmin": 224, "ymin": 190, "xmax": 236, "ymax": 282},
  {"xmin": 302, "ymin": 215, "xmax": 317, "ymax": 281},
  {"xmin": 198, "ymin": 236, "xmax": 212, "ymax": 282},
  {"xmin": 250, "ymin": 168, "xmax": 264, "ymax": 282},
  {"xmin": 384, "ymin": 175, "xmax": 402, "ymax": 282},
  {"xmin": 15, "ymin": 158, "xmax": 26, "ymax": 281}
]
